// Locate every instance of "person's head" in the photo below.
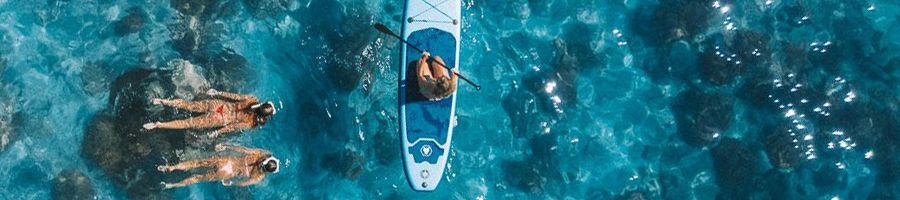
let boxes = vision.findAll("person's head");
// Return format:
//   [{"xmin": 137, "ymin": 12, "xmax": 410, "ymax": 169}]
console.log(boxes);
[
  {"xmin": 432, "ymin": 76, "xmax": 453, "ymax": 97},
  {"xmin": 252, "ymin": 101, "xmax": 277, "ymax": 125},
  {"xmin": 259, "ymin": 156, "xmax": 280, "ymax": 174}
]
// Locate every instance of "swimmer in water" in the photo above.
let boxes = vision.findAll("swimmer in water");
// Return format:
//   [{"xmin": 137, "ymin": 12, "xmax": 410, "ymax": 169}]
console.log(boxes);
[
  {"xmin": 142, "ymin": 89, "xmax": 276, "ymax": 138},
  {"xmin": 158, "ymin": 144, "xmax": 279, "ymax": 189}
]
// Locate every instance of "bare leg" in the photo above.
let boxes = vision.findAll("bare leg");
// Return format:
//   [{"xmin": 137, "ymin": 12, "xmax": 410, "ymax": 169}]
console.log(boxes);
[
  {"xmin": 154, "ymin": 99, "xmax": 215, "ymax": 113},
  {"xmin": 418, "ymin": 58, "xmax": 432, "ymax": 81},
  {"xmin": 162, "ymin": 172, "xmax": 226, "ymax": 189},
  {"xmin": 153, "ymin": 114, "xmax": 227, "ymax": 130},
  {"xmin": 430, "ymin": 56, "xmax": 450, "ymax": 79},
  {"xmin": 158, "ymin": 158, "xmax": 217, "ymax": 172}
]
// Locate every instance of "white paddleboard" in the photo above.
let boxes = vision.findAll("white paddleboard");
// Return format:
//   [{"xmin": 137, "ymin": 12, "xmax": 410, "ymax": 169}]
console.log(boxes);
[{"xmin": 398, "ymin": 0, "xmax": 461, "ymax": 192}]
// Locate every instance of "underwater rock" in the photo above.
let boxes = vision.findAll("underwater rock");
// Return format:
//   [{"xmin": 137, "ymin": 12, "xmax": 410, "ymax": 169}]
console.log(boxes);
[
  {"xmin": 52, "ymin": 169, "xmax": 96, "ymax": 200},
  {"xmin": 501, "ymin": 83, "xmax": 544, "ymax": 138},
  {"xmin": 560, "ymin": 22, "xmax": 603, "ymax": 69},
  {"xmin": 763, "ymin": 125, "xmax": 803, "ymax": 170},
  {"xmin": 807, "ymin": 41, "xmax": 842, "ymax": 70},
  {"xmin": 671, "ymin": 89, "xmax": 733, "ymax": 147},
  {"xmin": 202, "ymin": 49, "xmax": 253, "ymax": 92},
  {"xmin": 169, "ymin": 8, "xmax": 231, "ymax": 58},
  {"xmin": 372, "ymin": 129, "xmax": 399, "ymax": 165},
  {"xmin": 80, "ymin": 61, "xmax": 114, "ymax": 97},
  {"xmin": 649, "ymin": 0, "xmax": 716, "ymax": 43},
  {"xmin": 711, "ymin": 138, "xmax": 764, "ymax": 197},
  {"xmin": 114, "ymin": 8, "xmax": 145, "ymax": 36},
  {"xmin": 699, "ymin": 48, "xmax": 742, "ymax": 85},
  {"xmin": 760, "ymin": 168, "xmax": 813, "ymax": 199},
  {"xmin": 813, "ymin": 160, "xmax": 848, "ymax": 192},
  {"xmin": 322, "ymin": 148, "xmax": 366, "ymax": 180},
  {"xmin": 321, "ymin": 1, "xmax": 378, "ymax": 93},
  {"xmin": 168, "ymin": 59, "xmax": 211, "ymax": 100},
  {"xmin": 775, "ymin": 3, "xmax": 811, "ymax": 27},
  {"xmin": 502, "ymin": 159, "xmax": 547, "ymax": 194},
  {"xmin": 170, "ymin": 0, "xmax": 216, "ymax": 16},
  {"xmin": 521, "ymin": 39, "xmax": 582, "ymax": 114},
  {"xmin": 662, "ymin": 40, "xmax": 700, "ymax": 82},
  {"xmin": 244, "ymin": 0, "xmax": 290, "ymax": 19},
  {"xmin": 778, "ymin": 41, "xmax": 810, "ymax": 74},
  {"xmin": 502, "ymin": 133, "xmax": 564, "ymax": 194},
  {"xmin": 170, "ymin": 20, "xmax": 201, "ymax": 57},
  {"xmin": 81, "ymin": 113, "xmax": 123, "ymax": 177},
  {"xmin": 731, "ymin": 30, "xmax": 770, "ymax": 65},
  {"xmin": 736, "ymin": 75, "xmax": 775, "ymax": 109},
  {"xmin": 869, "ymin": 186, "xmax": 900, "ymax": 200},
  {"xmin": 484, "ymin": 0, "xmax": 530, "ymax": 20},
  {"xmin": 618, "ymin": 190, "xmax": 650, "ymax": 200},
  {"xmin": 82, "ymin": 60, "xmax": 214, "ymax": 198}
]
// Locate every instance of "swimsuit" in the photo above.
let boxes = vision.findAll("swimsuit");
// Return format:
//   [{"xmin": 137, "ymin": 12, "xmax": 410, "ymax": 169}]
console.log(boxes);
[{"xmin": 220, "ymin": 161, "xmax": 234, "ymax": 175}]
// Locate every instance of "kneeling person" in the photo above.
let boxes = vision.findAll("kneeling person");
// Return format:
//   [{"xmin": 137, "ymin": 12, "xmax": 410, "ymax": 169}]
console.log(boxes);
[{"xmin": 416, "ymin": 52, "xmax": 458, "ymax": 101}]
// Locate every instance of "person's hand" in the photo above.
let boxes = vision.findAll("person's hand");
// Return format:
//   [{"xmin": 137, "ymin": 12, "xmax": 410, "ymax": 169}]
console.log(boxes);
[
  {"xmin": 422, "ymin": 52, "xmax": 430, "ymax": 58},
  {"xmin": 452, "ymin": 68, "xmax": 459, "ymax": 73},
  {"xmin": 215, "ymin": 143, "xmax": 229, "ymax": 152},
  {"xmin": 207, "ymin": 89, "xmax": 219, "ymax": 96}
]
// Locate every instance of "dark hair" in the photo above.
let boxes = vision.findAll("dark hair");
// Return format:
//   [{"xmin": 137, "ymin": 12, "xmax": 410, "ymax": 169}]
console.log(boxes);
[
  {"xmin": 255, "ymin": 103, "xmax": 274, "ymax": 125},
  {"xmin": 262, "ymin": 159, "xmax": 278, "ymax": 173}
]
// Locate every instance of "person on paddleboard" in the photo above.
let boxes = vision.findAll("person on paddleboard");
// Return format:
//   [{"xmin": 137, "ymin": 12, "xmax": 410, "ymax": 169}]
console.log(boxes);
[
  {"xmin": 158, "ymin": 144, "xmax": 279, "ymax": 189},
  {"xmin": 416, "ymin": 52, "xmax": 458, "ymax": 101},
  {"xmin": 142, "ymin": 89, "xmax": 276, "ymax": 138}
]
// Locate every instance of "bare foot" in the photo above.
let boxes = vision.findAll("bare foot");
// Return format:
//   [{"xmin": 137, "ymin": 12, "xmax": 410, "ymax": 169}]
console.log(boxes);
[
  {"xmin": 207, "ymin": 131, "xmax": 220, "ymax": 138},
  {"xmin": 215, "ymin": 143, "xmax": 227, "ymax": 152},
  {"xmin": 143, "ymin": 122, "xmax": 160, "ymax": 130},
  {"xmin": 151, "ymin": 98, "xmax": 163, "ymax": 105},
  {"xmin": 160, "ymin": 182, "xmax": 173, "ymax": 189}
]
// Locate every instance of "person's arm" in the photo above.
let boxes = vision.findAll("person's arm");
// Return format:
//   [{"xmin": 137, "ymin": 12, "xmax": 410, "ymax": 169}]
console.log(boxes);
[
  {"xmin": 208, "ymin": 122, "xmax": 254, "ymax": 138},
  {"xmin": 417, "ymin": 53, "xmax": 431, "ymax": 83},
  {"xmin": 207, "ymin": 89, "xmax": 258, "ymax": 102},
  {"xmin": 235, "ymin": 174, "xmax": 266, "ymax": 186}
]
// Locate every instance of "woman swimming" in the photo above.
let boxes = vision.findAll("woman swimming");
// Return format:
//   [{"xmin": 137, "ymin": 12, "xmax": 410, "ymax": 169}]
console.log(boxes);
[
  {"xmin": 158, "ymin": 144, "xmax": 279, "ymax": 189},
  {"xmin": 142, "ymin": 89, "xmax": 276, "ymax": 138}
]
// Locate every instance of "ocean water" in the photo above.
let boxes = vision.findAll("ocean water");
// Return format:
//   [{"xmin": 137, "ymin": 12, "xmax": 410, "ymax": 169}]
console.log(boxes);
[{"xmin": 1, "ymin": 0, "xmax": 899, "ymax": 199}]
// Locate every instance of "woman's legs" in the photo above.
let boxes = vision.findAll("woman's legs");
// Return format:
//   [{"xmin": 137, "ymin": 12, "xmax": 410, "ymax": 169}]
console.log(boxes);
[
  {"xmin": 429, "ymin": 56, "xmax": 450, "ymax": 79},
  {"xmin": 158, "ymin": 158, "xmax": 218, "ymax": 172},
  {"xmin": 418, "ymin": 58, "xmax": 433, "ymax": 81},
  {"xmin": 152, "ymin": 99, "xmax": 215, "ymax": 113},
  {"xmin": 145, "ymin": 114, "xmax": 226, "ymax": 130},
  {"xmin": 162, "ymin": 172, "xmax": 227, "ymax": 189}
]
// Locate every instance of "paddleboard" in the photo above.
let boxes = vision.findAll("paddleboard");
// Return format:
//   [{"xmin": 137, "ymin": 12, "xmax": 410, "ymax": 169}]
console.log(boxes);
[{"xmin": 398, "ymin": 0, "xmax": 461, "ymax": 192}]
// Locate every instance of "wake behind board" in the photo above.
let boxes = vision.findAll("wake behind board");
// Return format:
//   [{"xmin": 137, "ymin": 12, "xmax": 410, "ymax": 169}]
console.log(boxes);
[{"xmin": 398, "ymin": 0, "xmax": 461, "ymax": 192}]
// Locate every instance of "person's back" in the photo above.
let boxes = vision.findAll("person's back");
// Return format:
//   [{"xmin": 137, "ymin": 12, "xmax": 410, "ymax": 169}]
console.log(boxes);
[{"xmin": 416, "ymin": 52, "xmax": 457, "ymax": 101}]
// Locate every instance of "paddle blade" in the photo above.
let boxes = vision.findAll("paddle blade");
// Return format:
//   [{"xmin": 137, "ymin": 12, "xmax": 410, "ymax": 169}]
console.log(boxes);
[{"xmin": 373, "ymin": 23, "xmax": 395, "ymax": 36}]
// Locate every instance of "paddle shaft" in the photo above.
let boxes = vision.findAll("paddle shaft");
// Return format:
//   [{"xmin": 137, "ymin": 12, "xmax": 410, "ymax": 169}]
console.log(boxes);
[{"xmin": 374, "ymin": 23, "xmax": 481, "ymax": 90}]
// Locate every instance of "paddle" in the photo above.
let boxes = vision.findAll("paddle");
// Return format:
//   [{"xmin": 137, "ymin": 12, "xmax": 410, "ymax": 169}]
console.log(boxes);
[{"xmin": 374, "ymin": 23, "xmax": 481, "ymax": 91}]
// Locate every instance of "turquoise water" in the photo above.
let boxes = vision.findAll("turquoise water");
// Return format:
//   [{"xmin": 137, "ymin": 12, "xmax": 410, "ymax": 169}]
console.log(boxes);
[{"xmin": 1, "ymin": 0, "xmax": 899, "ymax": 199}]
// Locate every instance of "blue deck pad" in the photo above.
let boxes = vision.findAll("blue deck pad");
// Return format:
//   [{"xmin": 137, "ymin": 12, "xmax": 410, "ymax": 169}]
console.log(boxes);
[
  {"xmin": 409, "ymin": 140, "xmax": 445, "ymax": 164},
  {"xmin": 403, "ymin": 28, "xmax": 457, "ymax": 146}
]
